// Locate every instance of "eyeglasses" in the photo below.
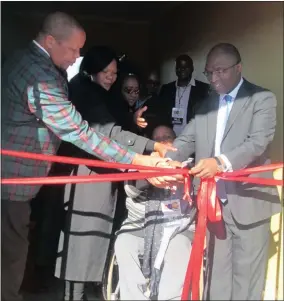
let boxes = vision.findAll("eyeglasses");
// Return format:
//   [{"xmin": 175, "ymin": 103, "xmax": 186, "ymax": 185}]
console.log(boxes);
[
  {"xmin": 203, "ymin": 61, "xmax": 241, "ymax": 79},
  {"xmin": 123, "ymin": 87, "xmax": 140, "ymax": 95}
]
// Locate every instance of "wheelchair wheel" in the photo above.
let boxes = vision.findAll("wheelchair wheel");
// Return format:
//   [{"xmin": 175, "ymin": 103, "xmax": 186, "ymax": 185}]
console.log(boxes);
[{"xmin": 102, "ymin": 248, "xmax": 120, "ymax": 300}]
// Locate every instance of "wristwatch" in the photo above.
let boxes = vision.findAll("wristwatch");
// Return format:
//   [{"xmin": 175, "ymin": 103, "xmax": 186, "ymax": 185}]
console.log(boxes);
[{"xmin": 214, "ymin": 156, "xmax": 225, "ymax": 172}]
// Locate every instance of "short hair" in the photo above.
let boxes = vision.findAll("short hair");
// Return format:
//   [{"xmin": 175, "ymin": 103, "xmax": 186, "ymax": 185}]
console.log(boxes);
[
  {"xmin": 39, "ymin": 12, "xmax": 83, "ymax": 41},
  {"xmin": 208, "ymin": 43, "xmax": 241, "ymax": 63},
  {"xmin": 152, "ymin": 125, "xmax": 176, "ymax": 143},
  {"xmin": 175, "ymin": 54, "xmax": 193, "ymax": 67},
  {"xmin": 121, "ymin": 73, "xmax": 140, "ymax": 87}
]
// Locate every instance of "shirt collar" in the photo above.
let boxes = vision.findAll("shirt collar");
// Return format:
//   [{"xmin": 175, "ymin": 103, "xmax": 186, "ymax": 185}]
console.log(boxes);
[
  {"xmin": 221, "ymin": 77, "xmax": 244, "ymax": 100},
  {"xmin": 176, "ymin": 77, "xmax": 196, "ymax": 88},
  {"xmin": 33, "ymin": 40, "xmax": 50, "ymax": 57}
]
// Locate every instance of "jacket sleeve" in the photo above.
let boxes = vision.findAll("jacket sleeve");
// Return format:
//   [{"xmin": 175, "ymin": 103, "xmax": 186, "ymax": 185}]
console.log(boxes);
[
  {"xmin": 166, "ymin": 117, "xmax": 196, "ymax": 162},
  {"xmin": 223, "ymin": 91, "xmax": 277, "ymax": 170},
  {"xmin": 88, "ymin": 102, "xmax": 155, "ymax": 154},
  {"xmin": 27, "ymin": 78, "xmax": 135, "ymax": 163}
]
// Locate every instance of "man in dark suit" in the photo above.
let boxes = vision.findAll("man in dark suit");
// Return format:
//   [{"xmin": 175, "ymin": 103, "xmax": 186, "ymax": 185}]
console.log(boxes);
[
  {"xmin": 159, "ymin": 54, "xmax": 210, "ymax": 136},
  {"xmin": 1, "ymin": 12, "xmax": 174, "ymax": 301},
  {"xmin": 154, "ymin": 43, "xmax": 281, "ymax": 300}
]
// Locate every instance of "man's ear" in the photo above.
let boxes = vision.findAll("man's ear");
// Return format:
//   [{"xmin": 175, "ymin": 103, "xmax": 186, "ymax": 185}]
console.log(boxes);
[
  {"xmin": 45, "ymin": 35, "xmax": 56, "ymax": 50},
  {"xmin": 236, "ymin": 63, "xmax": 242, "ymax": 73}
]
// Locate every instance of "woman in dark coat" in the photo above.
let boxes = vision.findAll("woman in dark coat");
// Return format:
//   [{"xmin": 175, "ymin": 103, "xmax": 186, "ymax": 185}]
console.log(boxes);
[{"xmin": 54, "ymin": 46, "xmax": 158, "ymax": 301}]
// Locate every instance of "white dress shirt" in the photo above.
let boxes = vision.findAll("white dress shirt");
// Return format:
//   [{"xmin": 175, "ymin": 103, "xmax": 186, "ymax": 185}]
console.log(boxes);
[
  {"xmin": 215, "ymin": 78, "xmax": 244, "ymax": 171},
  {"xmin": 215, "ymin": 78, "xmax": 243, "ymax": 201},
  {"xmin": 33, "ymin": 40, "xmax": 50, "ymax": 57},
  {"xmin": 173, "ymin": 78, "xmax": 196, "ymax": 136}
]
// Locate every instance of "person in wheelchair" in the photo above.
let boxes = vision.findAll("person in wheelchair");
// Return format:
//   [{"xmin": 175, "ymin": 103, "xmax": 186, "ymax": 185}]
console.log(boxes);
[{"xmin": 115, "ymin": 125, "xmax": 196, "ymax": 300}]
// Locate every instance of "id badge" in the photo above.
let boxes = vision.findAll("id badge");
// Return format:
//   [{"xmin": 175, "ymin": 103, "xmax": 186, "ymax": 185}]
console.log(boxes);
[
  {"xmin": 161, "ymin": 199, "xmax": 182, "ymax": 217},
  {"xmin": 172, "ymin": 107, "xmax": 184, "ymax": 125}
]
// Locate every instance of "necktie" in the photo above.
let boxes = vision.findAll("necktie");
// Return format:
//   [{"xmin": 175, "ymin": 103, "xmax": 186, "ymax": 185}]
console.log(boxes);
[
  {"xmin": 217, "ymin": 94, "xmax": 233, "ymax": 203},
  {"xmin": 224, "ymin": 94, "xmax": 233, "ymax": 123}
]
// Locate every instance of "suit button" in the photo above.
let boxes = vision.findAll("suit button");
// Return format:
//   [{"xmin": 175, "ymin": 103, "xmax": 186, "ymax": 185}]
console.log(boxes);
[
  {"xmin": 36, "ymin": 118, "xmax": 40, "ymax": 121},
  {"xmin": 127, "ymin": 139, "xmax": 134, "ymax": 145}
]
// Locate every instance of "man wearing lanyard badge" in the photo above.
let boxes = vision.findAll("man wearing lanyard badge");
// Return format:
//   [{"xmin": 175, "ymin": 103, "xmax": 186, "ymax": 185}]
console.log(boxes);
[{"xmin": 159, "ymin": 54, "xmax": 210, "ymax": 136}]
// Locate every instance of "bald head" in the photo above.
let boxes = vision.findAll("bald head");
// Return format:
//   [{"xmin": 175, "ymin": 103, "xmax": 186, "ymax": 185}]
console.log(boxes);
[
  {"xmin": 205, "ymin": 43, "xmax": 242, "ymax": 94},
  {"xmin": 152, "ymin": 126, "xmax": 176, "ymax": 144},
  {"xmin": 39, "ymin": 12, "xmax": 83, "ymax": 41},
  {"xmin": 36, "ymin": 12, "xmax": 86, "ymax": 70},
  {"xmin": 207, "ymin": 43, "xmax": 241, "ymax": 63}
]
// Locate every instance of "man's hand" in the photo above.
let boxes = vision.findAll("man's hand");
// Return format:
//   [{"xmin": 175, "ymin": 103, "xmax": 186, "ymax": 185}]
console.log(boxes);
[
  {"xmin": 147, "ymin": 160, "xmax": 184, "ymax": 188},
  {"xmin": 134, "ymin": 106, "xmax": 148, "ymax": 128},
  {"xmin": 147, "ymin": 155, "xmax": 184, "ymax": 187},
  {"xmin": 132, "ymin": 154, "xmax": 183, "ymax": 188},
  {"xmin": 154, "ymin": 142, "xmax": 177, "ymax": 158},
  {"xmin": 190, "ymin": 158, "xmax": 219, "ymax": 178},
  {"xmin": 132, "ymin": 153, "xmax": 167, "ymax": 168}
]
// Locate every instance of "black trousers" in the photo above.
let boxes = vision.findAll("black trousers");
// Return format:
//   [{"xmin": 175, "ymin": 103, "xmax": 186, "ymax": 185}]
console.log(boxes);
[{"xmin": 1, "ymin": 199, "xmax": 31, "ymax": 301}]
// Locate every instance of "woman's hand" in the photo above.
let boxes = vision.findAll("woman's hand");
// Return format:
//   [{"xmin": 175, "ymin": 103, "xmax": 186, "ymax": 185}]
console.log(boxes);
[{"xmin": 134, "ymin": 106, "xmax": 148, "ymax": 128}]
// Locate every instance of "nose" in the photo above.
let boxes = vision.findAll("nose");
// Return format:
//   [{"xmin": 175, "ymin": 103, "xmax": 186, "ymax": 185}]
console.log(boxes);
[
  {"xmin": 211, "ymin": 72, "xmax": 219, "ymax": 83},
  {"xmin": 106, "ymin": 74, "xmax": 113, "ymax": 82}
]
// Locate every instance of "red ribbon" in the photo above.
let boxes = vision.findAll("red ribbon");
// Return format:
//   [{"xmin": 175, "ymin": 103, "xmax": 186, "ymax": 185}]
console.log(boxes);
[
  {"xmin": 181, "ymin": 165, "xmax": 283, "ymax": 300},
  {"xmin": 1, "ymin": 149, "xmax": 283, "ymax": 300}
]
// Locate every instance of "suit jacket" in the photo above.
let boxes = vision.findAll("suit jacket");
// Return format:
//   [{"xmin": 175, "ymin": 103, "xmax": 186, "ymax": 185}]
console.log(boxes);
[
  {"xmin": 158, "ymin": 79, "xmax": 210, "ymax": 127},
  {"xmin": 166, "ymin": 79, "xmax": 280, "ymax": 225},
  {"xmin": 1, "ymin": 43, "xmax": 134, "ymax": 202}
]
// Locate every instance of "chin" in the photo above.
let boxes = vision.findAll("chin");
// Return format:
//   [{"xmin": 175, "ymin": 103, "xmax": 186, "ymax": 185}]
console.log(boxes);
[{"xmin": 211, "ymin": 84, "xmax": 224, "ymax": 94}]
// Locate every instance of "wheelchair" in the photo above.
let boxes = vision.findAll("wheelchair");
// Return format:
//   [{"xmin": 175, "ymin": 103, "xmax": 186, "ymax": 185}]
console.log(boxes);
[
  {"xmin": 102, "ymin": 246, "xmax": 120, "ymax": 300},
  {"xmin": 101, "ymin": 242, "xmax": 206, "ymax": 301}
]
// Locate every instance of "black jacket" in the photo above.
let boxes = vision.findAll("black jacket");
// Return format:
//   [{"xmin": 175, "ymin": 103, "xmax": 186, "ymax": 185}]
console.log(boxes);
[
  {"xmin": 67, "ymin": 74, "xmax": 155, "ymax": 156},
  {"xmin": 158, "ymin": 79, "xmax": 210, "ymax": 127}
]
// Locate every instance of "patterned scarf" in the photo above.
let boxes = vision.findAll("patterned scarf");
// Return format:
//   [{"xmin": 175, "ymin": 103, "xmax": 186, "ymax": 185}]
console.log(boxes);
[{"xmin": 139, "ymin": 185, "xmax": 196, "ymax": 300}]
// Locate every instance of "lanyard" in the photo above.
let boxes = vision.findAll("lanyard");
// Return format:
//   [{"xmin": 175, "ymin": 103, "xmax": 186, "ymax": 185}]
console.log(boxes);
[{"xmin": 177, "ymin": 83, "xmax": 190, "ymax": 107}]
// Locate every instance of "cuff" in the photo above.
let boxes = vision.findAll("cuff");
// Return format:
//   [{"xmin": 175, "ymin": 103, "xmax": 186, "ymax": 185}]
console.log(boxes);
[
  {"xmin": 145, "ymin": 140, "xmax": 155, "ymax": 153},
  {"xmin": 220, "ymin": 154, "xmax": 233, "ymax": 172}
]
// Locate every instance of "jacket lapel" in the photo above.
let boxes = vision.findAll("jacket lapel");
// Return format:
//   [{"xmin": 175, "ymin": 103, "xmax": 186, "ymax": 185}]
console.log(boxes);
[
  {"xmin": 170, "ymin": 82, "xmax": 177, "ymax": 107},
  {"xmin": 207, "ymin": 93, "xmax": 219, "ymax": 156},
  {"xmin": 222, "ymin": 81, "xmax": 251, "ymax": 142},
  {"xmin": 187, "ymin": 85, "xmax": 196, "ymax": 122}
]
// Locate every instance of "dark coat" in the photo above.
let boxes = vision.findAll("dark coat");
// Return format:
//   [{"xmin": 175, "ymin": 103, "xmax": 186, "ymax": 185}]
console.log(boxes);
[
  {"xmin": 108, "ymin": 90, "xmax": 139, "ymax": 133},
  {"xmin": 158, "ymin": 79, "xmax": 210, "ymax": 127},
  {"xmin": 55, "ymin": 75, "xmax": 155, "ymax": 282}
]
